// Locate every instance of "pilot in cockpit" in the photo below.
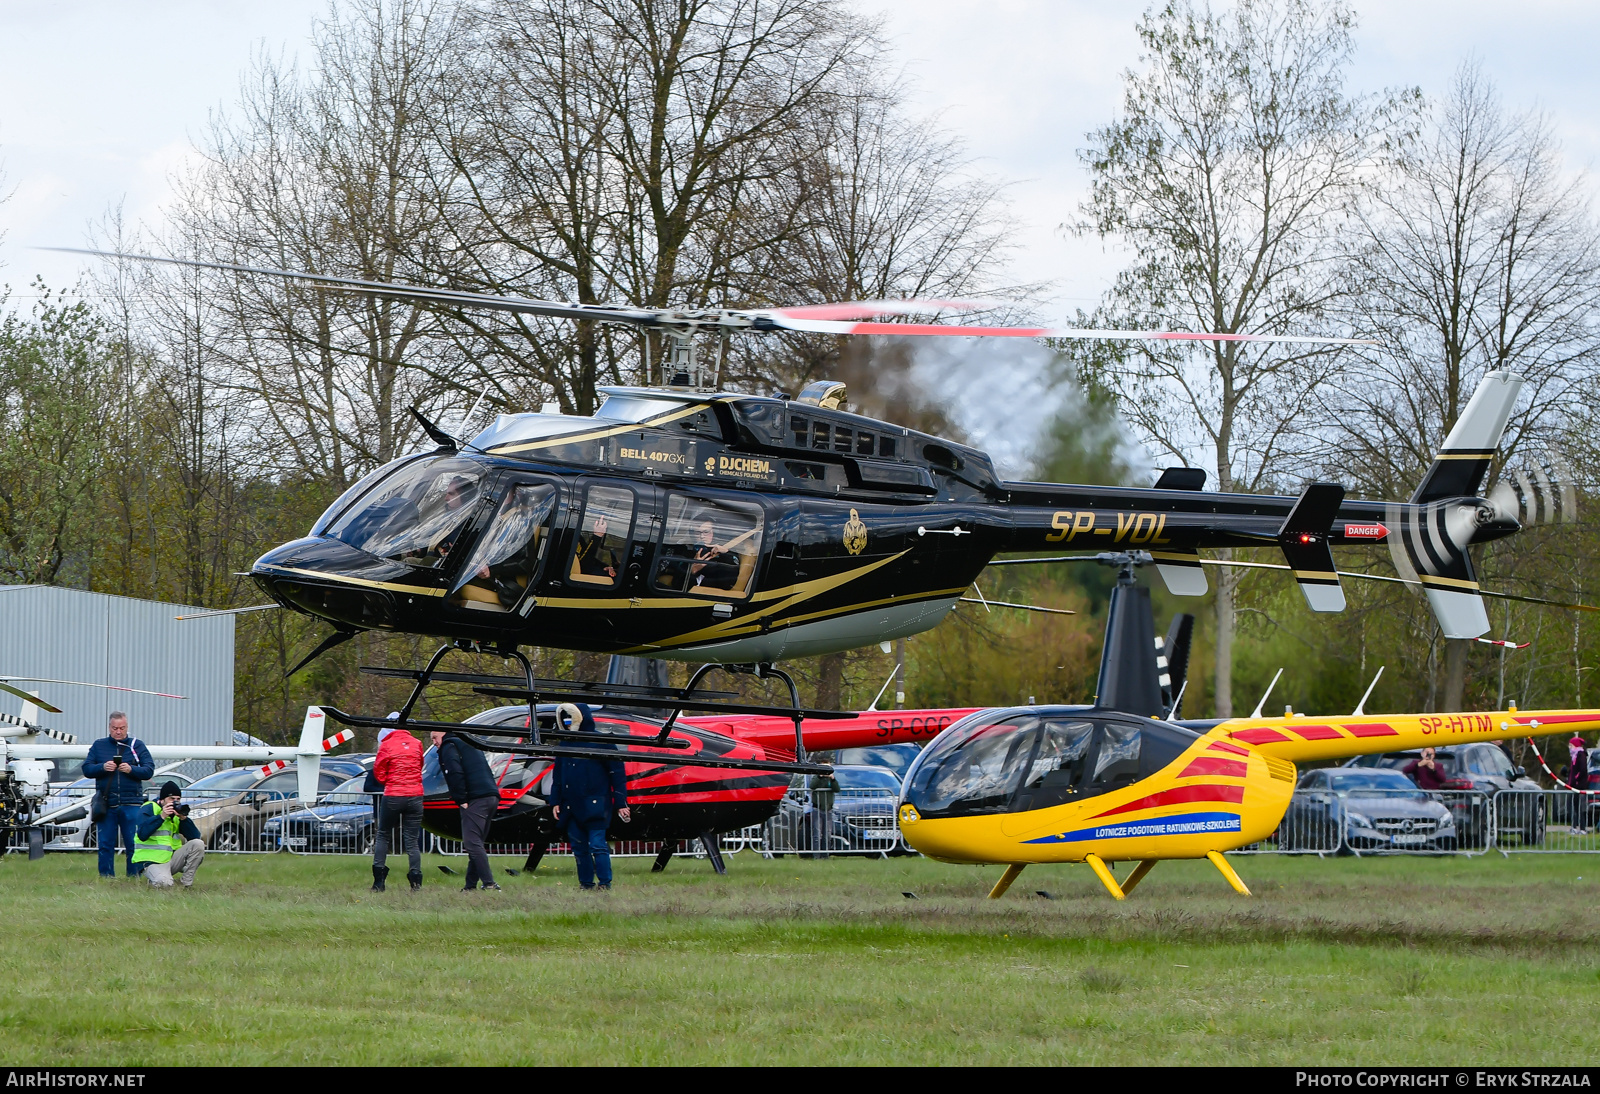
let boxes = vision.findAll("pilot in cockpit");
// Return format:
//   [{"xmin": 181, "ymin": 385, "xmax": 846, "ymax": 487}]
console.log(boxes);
[{"xmin": 404, "ymin": 476, "xmax": 475, "ymax": 567}]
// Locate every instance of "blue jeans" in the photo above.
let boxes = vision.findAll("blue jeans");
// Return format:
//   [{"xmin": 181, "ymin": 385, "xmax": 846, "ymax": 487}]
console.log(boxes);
[
  {"xmin": 97, "ymin": 804, "xmax": 143, "ymax": 877},
  {"xmin": 566, "ymin": 819, "xmax": 612, "ymax": 888}
]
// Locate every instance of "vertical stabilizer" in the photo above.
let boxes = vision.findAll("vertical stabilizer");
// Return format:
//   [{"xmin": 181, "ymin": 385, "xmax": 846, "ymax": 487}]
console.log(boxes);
[
  {"xmin": 1411, "ymin": 370, "xmax": 1524, "ymax": 503},
  {"xmin": 295, "ymin": 707, "xmax": 325, "ymax": 802}
]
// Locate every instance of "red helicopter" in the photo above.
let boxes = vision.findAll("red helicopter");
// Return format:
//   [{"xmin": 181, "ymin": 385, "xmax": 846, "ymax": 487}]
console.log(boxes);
[{"xmin": 406, "ymin": 678, "xmax": 972, "ymax": 873}]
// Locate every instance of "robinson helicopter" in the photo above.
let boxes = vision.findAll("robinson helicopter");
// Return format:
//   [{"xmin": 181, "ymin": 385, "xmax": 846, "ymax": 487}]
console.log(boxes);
[
  {"xmin": 48, "ymin": 247, "xmax": 1535, "ymax": 782},
  {"xmin": 893, "ymin": 553, "xmax": 1600, "ymax": 900}
]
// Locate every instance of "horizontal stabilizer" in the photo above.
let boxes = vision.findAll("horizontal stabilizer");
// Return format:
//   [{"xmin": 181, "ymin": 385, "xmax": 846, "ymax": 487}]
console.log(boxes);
[
  {"xmin": 1279, "ymin": 482, "xmax": 1346, "ymax": 612},
  {"xmin": 1152, "ymin": 550, "xmax": 1208, "ymax": 596}
]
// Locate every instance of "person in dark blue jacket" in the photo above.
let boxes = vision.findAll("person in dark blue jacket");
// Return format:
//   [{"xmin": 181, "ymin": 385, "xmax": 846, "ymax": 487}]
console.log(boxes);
[
  {"xmin": 81, "ymin": 711, "xmax": 155, "ymax": 878},
  {"xmin": 547, "ymin": 706, "xmax": 630, "ymax": 890},
  {"xmin": 432, "ymin": 730, "xmax": 502, "ymax": 892}
]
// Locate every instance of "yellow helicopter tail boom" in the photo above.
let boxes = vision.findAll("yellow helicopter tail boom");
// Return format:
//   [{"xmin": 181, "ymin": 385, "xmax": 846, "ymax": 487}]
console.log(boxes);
[{"xmin": 1217, "ymin": 708, "xmax": 1600, "ymax": 766}]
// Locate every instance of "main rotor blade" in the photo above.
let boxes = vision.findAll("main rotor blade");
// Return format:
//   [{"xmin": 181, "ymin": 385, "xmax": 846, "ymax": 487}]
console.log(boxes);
[
  {"xmin": 175, "ymin": 603, "xmax": 282, "ymax": 620},
  {"xmin": 1198, "ymin": 558, "xmax": 1600, "ymax": 614},
  {"xmin": 42, "ymin": 248, "xmax": 663, "ymax": 328},
  {"xmin": 0, "ymin": 682, "xmax": 62, "ymax": 713},
  {"xmin": 0, "ymin": 677, "xmax": 190, "ymax": 703},
  {"xmin": 48, "ymin": 249, "xmax": 1374, "ymax": 346}
]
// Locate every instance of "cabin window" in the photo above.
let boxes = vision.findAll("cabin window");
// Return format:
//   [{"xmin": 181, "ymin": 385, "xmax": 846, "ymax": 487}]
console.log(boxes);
[
  {"xmin": 568, "ymin": 485, "xmax": 635, "ymax": 587},
  {"xmin": 1091, "ymin": 720, "xmax": 1142, "ymax": 790},
  {"xmin": 878, "ymin": 436, "xmax": 896, "ymax": 459},
  {"xmin": 450, "ymin": 482, "xmax": 559, "ymax": 612},
  {"xmin": 856, "ymin": 432, "xmax": 875, "ymax": 456},
  {"xmin": 790, "ymin": 415, "xmax": 808, "ymax": 446},
  {"xmin": 326, "ymin": 454, "xmax": 486, "ymax": 569},
  {"xmin": 653, "ymin": 495, "xmax": 764, "ymax": 599},
  {"xmin": 1010, "ymin": 719, "xmax": 1096, "ymax": 812}
]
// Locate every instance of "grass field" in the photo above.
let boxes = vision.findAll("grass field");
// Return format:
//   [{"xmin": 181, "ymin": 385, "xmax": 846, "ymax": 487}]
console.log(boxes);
[{"xmin": 2, "ymin": 848, "xmax": 1597, "ymax": 1065}]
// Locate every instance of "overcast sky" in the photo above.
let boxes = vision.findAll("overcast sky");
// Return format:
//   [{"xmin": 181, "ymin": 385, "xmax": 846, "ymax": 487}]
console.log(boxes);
[{"xmin": 2, "ymin": 0, "xmax": 1597, "ymax": 469}]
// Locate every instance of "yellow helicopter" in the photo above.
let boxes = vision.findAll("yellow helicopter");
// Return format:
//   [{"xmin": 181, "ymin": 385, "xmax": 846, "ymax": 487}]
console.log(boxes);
[{"xmin": 895, "ymin": 555, "xmax": 1595, "ymax": 899}]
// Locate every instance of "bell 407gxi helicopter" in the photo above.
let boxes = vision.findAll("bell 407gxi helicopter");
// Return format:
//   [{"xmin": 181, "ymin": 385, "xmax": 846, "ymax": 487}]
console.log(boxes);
[{"xmin": 53, "ymin": 248, "xmax": 1534, "ymax": 779}]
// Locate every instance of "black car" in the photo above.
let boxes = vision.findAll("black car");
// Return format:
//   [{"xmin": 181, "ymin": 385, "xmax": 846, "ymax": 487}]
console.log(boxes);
[
  {"xmin": 1344, "ymin": 744, "xmax": 1545, "ymax": 846},
  {"xmin": 1283, "ymin": 768, "xmax": 1458, "ymax": 852},
  {"xmin": 264, "ymin": 776, "xmax": 377, "ymax": 853}
]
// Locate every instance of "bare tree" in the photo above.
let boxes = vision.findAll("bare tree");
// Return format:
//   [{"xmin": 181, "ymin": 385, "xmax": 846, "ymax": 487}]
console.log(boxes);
[
  {"xmin": 1076, "ymin": 0, "xmax": 1386, "ymax": 716},
  {"xmin": 172, "ymin": 0, "xmax": 464, "ymax": 485},
  {"xmin": 1327, "ymin": 62, "xmax": 1600, "ymax": 708},
  {"xmin": 430, "ymin": 0, "xmax": 879, "ymax": 412}
]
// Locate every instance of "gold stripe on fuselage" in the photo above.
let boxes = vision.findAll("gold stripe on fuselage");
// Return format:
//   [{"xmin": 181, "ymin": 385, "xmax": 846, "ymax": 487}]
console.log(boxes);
[
  {"xmin": 488, "ymin": 403, "xmax": 710, "ymax": 455},
  {"xmin": 262, "ymin": 566, "xmax": 448, "ymax": 597},
  {"xmin": 615, "ymin": 551, "xmax": 919, "ymax": 652}
]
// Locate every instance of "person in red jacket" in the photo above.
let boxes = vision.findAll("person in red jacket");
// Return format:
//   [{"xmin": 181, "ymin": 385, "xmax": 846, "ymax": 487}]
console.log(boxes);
[{"xmin": 371, "ymin": 726, "xmax": 426, "ymax": 891}]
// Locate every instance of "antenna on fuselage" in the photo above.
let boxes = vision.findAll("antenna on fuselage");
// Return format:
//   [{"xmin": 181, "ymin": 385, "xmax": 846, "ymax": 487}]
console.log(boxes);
[
  {"xmin": 1351, "ymin": 665, "xmax": 1385, "ymax": 716},
  {"xmin": 1248, "ymin": 668, "xmax": 1284, "ymax": 720}
]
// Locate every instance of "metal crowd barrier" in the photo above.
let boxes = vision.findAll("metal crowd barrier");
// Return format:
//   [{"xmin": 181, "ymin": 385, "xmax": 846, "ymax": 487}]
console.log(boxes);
[{"xmin": 1237, "ymin": 786, "xmax": 1595, "ymax": 856}]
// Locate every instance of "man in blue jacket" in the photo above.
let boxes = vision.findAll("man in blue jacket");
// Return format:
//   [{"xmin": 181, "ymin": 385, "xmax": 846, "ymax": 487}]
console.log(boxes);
[
  {"xmin": 81, "ymin": 711, "xmax": 155, "ymax": 878},
  {"xmin": 432, "ymin": 730, "xmax": 502, "ymax": 892},
  {"xmin": 547, "ymin": 706, "xmax": 630, "ymax": 890}
]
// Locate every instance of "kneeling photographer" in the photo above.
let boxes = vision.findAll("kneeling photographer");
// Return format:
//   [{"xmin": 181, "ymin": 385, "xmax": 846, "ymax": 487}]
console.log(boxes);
[{"xmin": 134, "ymin": 782, "xmax": 206, "ymax": 889}]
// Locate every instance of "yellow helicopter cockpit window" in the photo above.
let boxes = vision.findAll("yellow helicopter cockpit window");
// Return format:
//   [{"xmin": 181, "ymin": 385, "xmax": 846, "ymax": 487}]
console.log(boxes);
[
  {"xmin": 653, "ymin": 496, "xmax": 764, "ymax": 599},
  {"xmin": 326, "ymin": 455, "xmax": 486, "ymax": 569},
  {"xmin": 450, "ymin": 483, "xmax": 559, "ymax": 612},
  {"xmin": 904, "ymin": 718, "xmax": 1041, "ymax": 817},
  {"xmin": 905, "ymin": 714, "xmax": 1194, "ymax": 818}
]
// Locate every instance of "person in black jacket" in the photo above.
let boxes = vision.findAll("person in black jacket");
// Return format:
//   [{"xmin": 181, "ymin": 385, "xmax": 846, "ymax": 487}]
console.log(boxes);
[
  {"xmin": 547, "ymin": 706, "xmax": 630, "ymax": 890},
  {"xmin": 81, "ymin": 711, "xmax": 155, "ymax": 878},
  {"xmin": 431, "ymin": 731, "xmax": 502, "ymax": 891}
]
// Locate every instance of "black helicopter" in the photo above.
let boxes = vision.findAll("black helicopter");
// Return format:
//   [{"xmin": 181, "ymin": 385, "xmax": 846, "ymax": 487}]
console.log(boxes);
[{"xmin": 53, "ymin": 249, "xmax": 1531, "ymax": 778}]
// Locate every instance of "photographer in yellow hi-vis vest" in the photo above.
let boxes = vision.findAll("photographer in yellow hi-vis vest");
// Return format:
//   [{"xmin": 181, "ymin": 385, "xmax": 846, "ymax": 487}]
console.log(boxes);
[{"xmin": 133, "ymin": 782, "xmax": 206, "ymax": 889}]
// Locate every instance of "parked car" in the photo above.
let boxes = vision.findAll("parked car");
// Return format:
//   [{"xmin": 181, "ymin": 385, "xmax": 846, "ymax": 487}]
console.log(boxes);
[
  {"xmin": 1284, "ymin": 767, "xmax": 1458, "ymax": 852},
  {"xmin": 1344, "ymin": 744, "xmax": 1544, "ymax": 846},
  {"xmin": 182, "ymin": 760, "xmax": 365, "ymax": 851},
  {"xmin": 830, "ymin": 743, "xmax": 924, "ymax": 782},
  {"xmin": 40, "ymin": 769, "xmax": 196, "ymax": 849},
  {"xmin": 262, "ymin": 776, "xmax": 377, "ymax": 853},
  {"xmin": 767, "ymin": 765, "xmax": 903, "ymax": 855}
]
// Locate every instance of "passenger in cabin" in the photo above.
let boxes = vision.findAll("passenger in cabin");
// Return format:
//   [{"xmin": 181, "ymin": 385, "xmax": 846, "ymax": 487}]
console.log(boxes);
[
  {"xmin": 691, "ymin": 519, "xmax": 741, "ymax": 591},
  {"xmin": 574, "ymin": 513, "xmax": 621, "ymax": 581}
]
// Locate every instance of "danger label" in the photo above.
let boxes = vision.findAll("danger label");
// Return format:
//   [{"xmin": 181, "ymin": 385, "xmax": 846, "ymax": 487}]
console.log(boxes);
[{"xmin": 1342, "ymin": 522, "xmax": 1389, "ymax": 539}]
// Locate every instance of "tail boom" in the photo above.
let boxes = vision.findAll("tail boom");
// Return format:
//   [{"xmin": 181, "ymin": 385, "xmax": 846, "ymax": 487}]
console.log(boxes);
[{"xmin": 1219, "ymin": 707, "xmax": 1598, "ymax": 765}]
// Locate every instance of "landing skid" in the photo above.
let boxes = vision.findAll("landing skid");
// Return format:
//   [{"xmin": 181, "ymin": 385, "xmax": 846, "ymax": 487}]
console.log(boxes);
[{"xmin": 648, "ymin": 834, "xmax": 728, "ymax": 875}]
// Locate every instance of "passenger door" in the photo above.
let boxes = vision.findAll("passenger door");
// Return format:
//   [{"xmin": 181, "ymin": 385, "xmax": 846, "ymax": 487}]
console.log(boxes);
[{"xmin": 448, "ymin": 477, "xmax": 562, "ymax": 616}]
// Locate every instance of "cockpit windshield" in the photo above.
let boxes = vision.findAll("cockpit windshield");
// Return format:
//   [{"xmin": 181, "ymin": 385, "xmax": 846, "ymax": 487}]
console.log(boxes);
[
  {"xmin": 904, "ymin": 711, "xmax": 1198, "ymax": 819},
  {"xmin": 325, "ymin": 455, "xmax": 485, "ymax": 568}
]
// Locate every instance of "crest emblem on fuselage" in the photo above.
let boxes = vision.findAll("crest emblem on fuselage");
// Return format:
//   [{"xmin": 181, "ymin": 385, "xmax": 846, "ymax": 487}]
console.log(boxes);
[{"xmin": 843, "ymin": 509, "xmax": 868, "ymax": 555}]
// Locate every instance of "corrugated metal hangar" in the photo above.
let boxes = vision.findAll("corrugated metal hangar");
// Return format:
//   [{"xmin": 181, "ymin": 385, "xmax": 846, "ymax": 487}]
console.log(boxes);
[{"xmin": 0, "ymin": 586, "xmax": 234, "ymax": 756}]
